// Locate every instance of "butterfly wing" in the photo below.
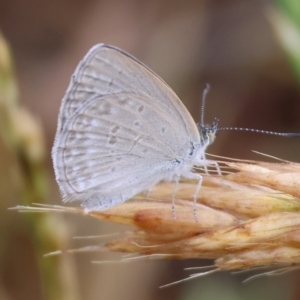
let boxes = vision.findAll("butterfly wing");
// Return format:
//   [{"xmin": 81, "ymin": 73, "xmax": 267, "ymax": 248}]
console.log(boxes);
[
  {"xmin": 52, "ymin": 44, "xmax": 201, "ymax": 211},
  {"xmin": 56, "ymin": 44, "xmax": 199, "ymax": 137}
]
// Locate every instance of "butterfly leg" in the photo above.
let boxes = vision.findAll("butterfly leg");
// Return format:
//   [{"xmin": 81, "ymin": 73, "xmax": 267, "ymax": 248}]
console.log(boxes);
[
  {"xmin": 207, "ymin": 160, "xmax": 221, "ymax": 175},
  {"xmin": 200, "ymin": 154, "xmax": 209, "ymax": 174},
  {"xmin": 203, "ymin": 165, "xmax": 209, "ymax": 174},
  {"xmin": 182, "ymin": 172, "xmax": 203, "ymax": 222},
  {"xmin": 191, "ymin": 173, "xmax": 203, "ymax": 222},
  {"xmin": 171, "ymin": 175, "xmax": 180, "ymax": 219},
  {"xmin": 201, "ymin": 155, "xmax": 221, "ymax": 175}
]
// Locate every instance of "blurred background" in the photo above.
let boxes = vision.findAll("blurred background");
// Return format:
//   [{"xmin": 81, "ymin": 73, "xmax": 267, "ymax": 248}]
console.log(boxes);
[{"xmin": 1, "ymin": 0, "xmax": 300, "ymax": 299}]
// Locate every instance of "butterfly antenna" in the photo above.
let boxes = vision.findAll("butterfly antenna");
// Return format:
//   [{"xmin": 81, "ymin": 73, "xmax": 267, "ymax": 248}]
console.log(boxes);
[
  {"xmin": 200, "ymin": 84, "xmax": 210, "ymax": 125},
  {"xmin": 218, "ymin": 127, "xmax": 300, "ymax": 137}
]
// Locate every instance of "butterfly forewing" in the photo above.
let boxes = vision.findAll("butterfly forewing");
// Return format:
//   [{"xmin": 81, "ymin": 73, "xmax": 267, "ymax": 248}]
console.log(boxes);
[
  {"xmin": 52, "ymin": 44, "xmax": 201, "ymax": 211},
  {"xmin": 57, "ymin": 44, "xmax": 199, "ymax": 137}
]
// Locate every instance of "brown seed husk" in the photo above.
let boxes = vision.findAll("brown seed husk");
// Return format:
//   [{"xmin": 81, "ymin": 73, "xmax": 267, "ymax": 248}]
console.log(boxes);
[{"xmin": 13, "ymin": 158, "xmax": 300, "ymax": 275}]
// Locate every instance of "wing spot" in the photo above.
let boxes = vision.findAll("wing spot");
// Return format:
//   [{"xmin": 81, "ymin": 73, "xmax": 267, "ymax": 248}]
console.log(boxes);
[
  {"xmin": 161, "ymin": 127, "xmax": 166, "ymax": 134},
  {"xmin": 92, "ymin": 102, "xmax": 112, "ymax": 116},
  {"xmin": 109, "ymin": 136, "xmax": 117, "ymax": 145},
  {"xmin": 111, "ymin": 125, "xmax": 120, "ymax": 133},
  {"xmin": 118, "ymin": 97, "xmax": 129, "ymax": 105},
  {"xmin": 134, "ymin": 121, "xmax": 140, "ymax": 126},
  {"xmin": 138, "ymin": 105, "xmax": 144, "ymax": 113}
]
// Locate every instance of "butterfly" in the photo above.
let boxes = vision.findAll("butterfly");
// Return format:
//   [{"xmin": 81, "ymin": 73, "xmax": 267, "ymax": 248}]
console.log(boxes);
[{"xmin": 52, "ymin": 43, "xmax": 220, "ymax": 219}]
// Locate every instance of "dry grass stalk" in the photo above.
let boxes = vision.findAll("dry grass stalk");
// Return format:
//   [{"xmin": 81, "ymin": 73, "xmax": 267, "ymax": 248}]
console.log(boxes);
[{"xmin": 14, "ymin": 156, "xmax": 300, "ymax": 281}]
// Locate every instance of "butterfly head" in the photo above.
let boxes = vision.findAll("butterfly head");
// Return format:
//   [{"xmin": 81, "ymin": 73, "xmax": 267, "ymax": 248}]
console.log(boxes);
[{"xmin": 197, "ymin": 117, "xmax": 219, "ymax": 148}]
